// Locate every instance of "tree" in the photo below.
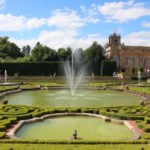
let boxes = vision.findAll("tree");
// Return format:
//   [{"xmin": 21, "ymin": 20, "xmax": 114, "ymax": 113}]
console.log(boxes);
[
  {"xmin": 0, "ymin": 36, "xmax": 24, "ymax": 59},
  {"xmin": 57, "ymin": 48, "xmax": 67, "ymax": 60},
  {"xmin": 84, "ymin": 41, "xmax": 105, "ymax": 63},
  {"xmin": 22, "ymin": 45, "xmax": 31, "ymax": 55},
  {"xmin": 31, "ymin": 43, "xmax": 56, "ymax": 62},
  {"xmin": 57, "ymin": 47, "xmax": 72, "ymax": 60}
]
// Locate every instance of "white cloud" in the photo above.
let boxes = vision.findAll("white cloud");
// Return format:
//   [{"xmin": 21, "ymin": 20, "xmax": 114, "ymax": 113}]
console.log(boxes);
[
  {"xmin": 0, "ymin": 8, "xmax": 99, "ymax": 32},
  {"xmin": 47, "ymin": 9, "xmax": 85, "ymax": 30},
  {"xmin": 0, "ymin": 14, "xmax": 46, "ymax": 31},
  {"xmin": 10, "ymin": 38, "xmax": 37, "ymax": 48},
  {"xmin": 11, "ymin": 30, "xmax": 106, "ymax": 50},
  {"xmin": 142, "ymin": 22, "xmax": 150, "ymax": 28},
  {"xmin": 80, "ymin": 4, "xmax": 98, "ymax": 16},
  {"xmin": 11, "ymin": 29, "xmax": 150, "ymax": 50},
  {"xmin": 2, "ymin": 7, "xmax": 102, "ymax": 49},
  {"xmin": 123, "ymin": 31, "xmax": 150, "ymax": 46},
  {"xmin": 26, "ymin": 18, "xmax": 47, "ymax": 30},
  {"xmin": 0, "ymin": 14, "xmax": 26, "ymax": 31},
  {"xmin": 98, "ymin": 0, "xmax": 150, "ymax": 22},
  {"xmin": 80, "ymin": 3, "xmax": 99, "ymax": 24}
]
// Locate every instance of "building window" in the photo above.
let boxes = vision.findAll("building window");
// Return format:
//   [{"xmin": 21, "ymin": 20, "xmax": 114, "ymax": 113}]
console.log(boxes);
[{"xmin": 125, "ymin": 57, "xmax": 129, "ymax": 67}]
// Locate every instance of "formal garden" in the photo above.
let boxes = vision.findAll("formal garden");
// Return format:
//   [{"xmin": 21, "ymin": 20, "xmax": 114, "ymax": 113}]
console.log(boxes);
[
  {"xmin": 0, "ymin": 75, "xmax": 150, "ymax": 149},
  {"xmin": 0, "ymin": 37, "xmax": 150, "ymax": 149}
]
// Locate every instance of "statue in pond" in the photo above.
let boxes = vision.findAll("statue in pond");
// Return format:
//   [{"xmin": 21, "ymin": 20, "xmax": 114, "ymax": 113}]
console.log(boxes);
[{"xmin": 73, "ymin": 130, "xmax": 77, "ymax": 139}]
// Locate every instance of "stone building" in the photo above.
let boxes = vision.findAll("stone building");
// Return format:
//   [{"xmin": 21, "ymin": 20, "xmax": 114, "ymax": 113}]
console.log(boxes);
[{"xmin": 105, "ymin": 33, "xmax": 150, "ymax": 72}]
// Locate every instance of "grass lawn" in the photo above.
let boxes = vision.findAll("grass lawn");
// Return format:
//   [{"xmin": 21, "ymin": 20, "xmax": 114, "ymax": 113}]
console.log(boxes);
[{"xmin": 0, "ymin": 144, "xmax": 149, "ymax": 150}]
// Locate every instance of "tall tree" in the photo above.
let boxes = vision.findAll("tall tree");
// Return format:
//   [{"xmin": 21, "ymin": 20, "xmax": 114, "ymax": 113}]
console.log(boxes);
[
  {"xmin": 31, "ymin": 43, "xmax": 56, "ymax": 62},
  {"xmin": 0, "ymin": 36, "xmax": 24, "ymax": 59},
  {"xmin": 22, "ymin": 45, "xmax": 31, "ymax": 55},
  {"xmin": 84, "ymin": 41, "xmax": 105, "ymax": 63}
]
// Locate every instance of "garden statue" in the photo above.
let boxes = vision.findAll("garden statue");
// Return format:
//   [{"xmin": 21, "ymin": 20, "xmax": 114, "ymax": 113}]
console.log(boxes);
[
  {"xmin": 113, "ymin": 72, "xmax": 116, "ymax": 77},
  {"xmin": 73, "ymin": 130, "xmax": 77, "ymax": 139}
]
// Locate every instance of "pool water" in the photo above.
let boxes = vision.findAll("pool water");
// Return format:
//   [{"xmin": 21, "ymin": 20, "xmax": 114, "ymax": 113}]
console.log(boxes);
[
  {"xmin": 0, "ymin": 90, "xmax": 144, "ymax": 107},
  {"xmin": 16, "ymin": 116, "xmax": 133, "ymax": 140}
]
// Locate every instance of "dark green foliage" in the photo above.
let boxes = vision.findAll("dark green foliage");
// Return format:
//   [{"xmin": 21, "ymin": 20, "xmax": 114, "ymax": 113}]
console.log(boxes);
[
  {"xmin": 143, "ymin": 126, "xmax": 150, "ymax": 133},
  {"xmin": 0, "ymin": 62, "xmax": 63, "ymax": 75},
  {"xmin": 101, "ymin": 60, "xmax": 116, "ymax": 76},
  {"xmin": 84, "ymin": 41, "xmax": 105, "ymax": 63},
  {"xmin": 53, "ymin": 109, "xmax": 67, "ymax": 113},
  {"xmin": 0, "ymin": 36, "xmax": 24, "ymax": 59},
  {"xmin": 0, "ymin": 62, "xmax": 106, "ymax": 76},
  {"xmin": 17, "ymin": 114, "xmax": 33, "ymax": 120},
  {"xmin": 22, "ymin": 45, "xmax": 31, "ymax": 56},
  {"xmin": 68, "ymin": 108, "xmax": 81, "ymax": 113},
  {"xmin": 0, "ymin": 132, "xmax": 5, "ymax": 138},
  {"xmin": 32, "ymin": 43, "xmax": 57, "ymax": 62}
]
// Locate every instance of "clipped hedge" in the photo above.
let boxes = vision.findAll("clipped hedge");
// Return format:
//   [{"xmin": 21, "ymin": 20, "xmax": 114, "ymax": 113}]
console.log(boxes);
[
  {"xmin": 68, "ymin": 108, "xmax": 81, "ymax": 113},
  {"xmin": 0, "ymin": 62, "xmax": 103, "ymax": 76},
  {"xmin": 99, "ymin": 110, "xmax": 144, "ymax": 120},
  {"xmin": 0, "ymin": 139, "xmax": 148, "ymax": 144},
  {"xmin": 0, "ymin": 126, "xmax": 6, "ymax": 131},
  {"xmin": 101, "ymin": 61, "xmax": 116, "ymax": 76},
  {"xmin": 143, "ymin": 126, "xmax": 150, "ymax": 133},
  {"xmin": 82, "ymin": 108, "xmax": 93, "ymax": 113},
  {"xmin": 17, "ymin": 114, "xmax": 33, "ymax": 120},
  {"xmin": 0, "ymin": 132, "xmax": 5, "ymax": 139}
]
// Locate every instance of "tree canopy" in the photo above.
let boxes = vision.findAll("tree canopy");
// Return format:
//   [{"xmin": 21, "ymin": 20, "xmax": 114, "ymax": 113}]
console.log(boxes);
[
  {"xmin": 0, "ymin": 36, "xmax": 24, "ymax": 60},
  {"xmin": 0, "ymin": 36, "xmax": 105, "ymax": 63}
]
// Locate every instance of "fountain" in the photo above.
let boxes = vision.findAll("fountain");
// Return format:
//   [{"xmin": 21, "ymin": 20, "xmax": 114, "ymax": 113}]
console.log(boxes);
[
  {"xmin": 64, "ymin": 50, "xmax": 87, "ymax": 96},
  {"xmin": 0, "ymin": 69, "xmax": 21, "ymax": 86},
  {"xmin": 138, "ymin": 70, "xmax": 141, "ymax": 85},
  {"xmin": 4, "ymin": 70, "xmax": 7, "ymax": 83}
]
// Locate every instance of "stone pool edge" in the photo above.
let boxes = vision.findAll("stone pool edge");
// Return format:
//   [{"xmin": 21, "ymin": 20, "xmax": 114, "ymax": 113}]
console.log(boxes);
[{"xmin": 6, "ymin": 113, "xmax": 141, "ymax": 140}]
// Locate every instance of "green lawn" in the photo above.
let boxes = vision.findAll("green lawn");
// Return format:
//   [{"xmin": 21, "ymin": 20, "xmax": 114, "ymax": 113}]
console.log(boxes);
[{"xmin": 0, "ymin": 144, "xmax": 149, "ymax": 150}]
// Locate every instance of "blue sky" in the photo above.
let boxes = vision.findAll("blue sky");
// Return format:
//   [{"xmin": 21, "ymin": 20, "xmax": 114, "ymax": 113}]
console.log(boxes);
[{"xmin": 0, "ymin": 0, "xmax": 150, "ymax": 49}]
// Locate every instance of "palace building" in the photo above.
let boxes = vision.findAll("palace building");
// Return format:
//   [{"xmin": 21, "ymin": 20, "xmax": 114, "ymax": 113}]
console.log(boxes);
[{"xmin": 105, "ymin": 33, "xmax": 150, "ymax": 71}]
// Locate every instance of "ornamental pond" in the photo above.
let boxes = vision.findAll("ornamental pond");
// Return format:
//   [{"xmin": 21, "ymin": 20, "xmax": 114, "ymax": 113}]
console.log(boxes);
[
  {"xmin": 0, "ymin": 90, "xmax": 144, "ymax": 108},
  {"xmin": 1, "ymin": 89, "xmax": 144, "ymax": 140},
  {"xmin": 16, "ymin": 116, "xmax": 134, "ymax": 140}
]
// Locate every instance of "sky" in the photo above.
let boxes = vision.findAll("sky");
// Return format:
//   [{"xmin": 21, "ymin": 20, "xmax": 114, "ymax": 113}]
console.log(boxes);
[{"xmin": 0, "ymin": 0, "xmax": 150, "ymax": 49}]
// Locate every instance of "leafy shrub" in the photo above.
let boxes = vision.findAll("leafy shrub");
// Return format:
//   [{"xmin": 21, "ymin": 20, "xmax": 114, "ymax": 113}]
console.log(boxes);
[
  {"xmin": 143, "ymin": 126, "xmax": 150, "ymax": 133},
  {"xmin": 0, "ymin": 132, "xmax": 5, "ymax": 138},
  {"xmin": 0, "ymin": 126, "xmax": 6, "ymax": 131},
  {"xmin": 68, "ymin": 108, "xmax": 81, "ymax": 113},
  {"xmin": 82, "ymin": 108, "xmax": 93, "ymax": 113},
  {"xmin": 17, "ymin": 114, "xmax": 33, "ymax": 120},
  {"xmin": 53, "ymin": 109, "xmax": 67, "ymax": 113}
]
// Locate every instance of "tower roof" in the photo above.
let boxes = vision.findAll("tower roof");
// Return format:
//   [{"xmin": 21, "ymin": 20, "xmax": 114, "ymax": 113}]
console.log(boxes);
[{"xmin": 109, "ymin": 32, "xmax": 120, "ymax": 38}]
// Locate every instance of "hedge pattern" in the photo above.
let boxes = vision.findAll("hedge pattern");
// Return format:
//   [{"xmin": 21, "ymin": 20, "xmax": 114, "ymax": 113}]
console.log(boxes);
[{"xmin": 0, "ymin": 105, "xmax": 150, "ymax": 140}]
